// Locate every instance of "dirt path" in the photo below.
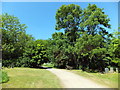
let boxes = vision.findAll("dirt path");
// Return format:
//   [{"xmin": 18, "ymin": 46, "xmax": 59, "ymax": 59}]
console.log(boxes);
[{"xmin": 47, "ymin": 68, "xmax": 109, "ymax": 88}]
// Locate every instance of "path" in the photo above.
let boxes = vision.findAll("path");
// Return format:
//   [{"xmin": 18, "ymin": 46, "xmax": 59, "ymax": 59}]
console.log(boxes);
[{"xmin": 47, "ymin": 68, "xmax": 109, "ymax": 88}]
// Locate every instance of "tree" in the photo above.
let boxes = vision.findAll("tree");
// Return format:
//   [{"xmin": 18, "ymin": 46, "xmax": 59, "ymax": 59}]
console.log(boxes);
[
  {"xmin": 47, "ymin": 32, "xmax": 68, "ymax": 68},
  {"xmin": 18, "ymin": 40, "xmax": 48, "ymax": 68},
  {"xmin": 80, "ymin": 4, "xmax": 111, "ymax": 37},
  {"xmin": 75, "ymin": 34, "xmax": 107, "ymax": 71},
  {"xmin": 2, "ymin": 13, "xmax": 34, "ymax": 67},
  {"xmin": 89, "ymin": 48, "xmax": 107, "ymax": 72},
  {"xmin": 53, "ymin": 4, "xmax": 113, "ymax": 71},
  {"xmin": 107, "ymin": 38, "xmax": 120, "ymax": 68},
  {"xmin": 55, "ymin": 4, "xmax": 82, "ymax": 42},
  {"xmin": 55, "ymin": 4, "xmax": 112, "ymax": 43}
]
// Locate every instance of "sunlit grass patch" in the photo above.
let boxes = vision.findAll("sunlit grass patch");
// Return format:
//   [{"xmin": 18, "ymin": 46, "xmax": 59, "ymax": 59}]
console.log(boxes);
[{"xmin": 2, "ymin": 68, "xmax": 62, "ymax": 88}]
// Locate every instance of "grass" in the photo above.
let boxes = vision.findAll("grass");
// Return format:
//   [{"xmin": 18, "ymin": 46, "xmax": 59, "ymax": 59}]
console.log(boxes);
[
  {"xmin": 2, "ymin": 67, "xmax": 62, "ymax": 88},
  {"xmin": 70, "ymin": 70, "xmax": 118, "ymax": 88},
  {"xmin": 42, "ymin": 63, "xmax": 54, "ymax": 68}
]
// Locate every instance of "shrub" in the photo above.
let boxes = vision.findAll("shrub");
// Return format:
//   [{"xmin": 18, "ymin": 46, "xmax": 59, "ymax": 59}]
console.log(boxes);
[{"xmin": 0, "ymin": 71, "xmax": 9, "ymax": 83}]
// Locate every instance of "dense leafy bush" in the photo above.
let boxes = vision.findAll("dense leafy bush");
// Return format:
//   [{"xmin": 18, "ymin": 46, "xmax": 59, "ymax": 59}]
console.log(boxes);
[{"xmin": 0, "ymin": 71, "xmax": 9, "ymax": 83}]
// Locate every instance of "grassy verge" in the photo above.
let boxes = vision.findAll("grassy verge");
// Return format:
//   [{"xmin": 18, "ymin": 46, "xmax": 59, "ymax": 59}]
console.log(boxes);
[
  {"xmin": 2, "ymin": 68, "xmax": 62, "ymax": 88},
  {"xmin": 70, "ymin": 70, "xmax": 118, "ymax": 88}
]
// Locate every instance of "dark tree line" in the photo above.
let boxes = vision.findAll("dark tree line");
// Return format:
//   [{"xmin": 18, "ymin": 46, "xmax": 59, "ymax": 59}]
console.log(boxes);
[{"xmin": 2, "ymin": 4, "xmax": 120, "ymax": 72}]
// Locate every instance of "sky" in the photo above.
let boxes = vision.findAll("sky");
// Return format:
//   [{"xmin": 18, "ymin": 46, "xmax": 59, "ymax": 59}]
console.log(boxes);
[{"xmin": 2, "ymin": 2, "xmax": 118, "ymax": 40}]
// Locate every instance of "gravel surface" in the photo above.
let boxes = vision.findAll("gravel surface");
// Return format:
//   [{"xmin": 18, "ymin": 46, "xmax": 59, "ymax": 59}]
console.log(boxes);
[{"xmin": 47, "ymin": 68, "xmax": 110, "ymax": 88}]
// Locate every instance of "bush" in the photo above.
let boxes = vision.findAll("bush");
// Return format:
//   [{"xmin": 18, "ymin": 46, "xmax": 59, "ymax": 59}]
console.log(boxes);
[{"xmin": 0, "ymin": 71, "xmax": 9, "ymax": 83}]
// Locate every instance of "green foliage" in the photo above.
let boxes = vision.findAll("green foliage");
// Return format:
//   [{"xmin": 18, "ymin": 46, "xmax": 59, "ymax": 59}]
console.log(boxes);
[
  {"xmin": 47, "ymin": 32, "xmax": 68, "ymax": 68},
  {"xmin": 74, "ymin": 34, "xmax": 107, "ymax": 71},
  {"xmin": 55, "ymin": 4, "xmax": 82, "ymax": 30},
  {"xmin": 80, "ymin": 4, "xmax": 111, "ymax": 36},
  {"xmin": 0, "ymin": 71, "xmax": 9, "ymax": 83},
  {"xmin": 55, "ymin": 4, "xmax": 112, "ymax": 43},
  {"xmin": 75, "ymin": 34, "xmax": 104, "ymax": 54},
  {"xmin": 2, "ymin": 13, "xmax": 34, "ymax": 67},
  {"xmin": 55, "ymin": 4, "xmax": 82, "ymax": 42},
  {"xmin": 107, "ymin": 38, "xmax": 120, "ymax": 67},
  {"xmin": 18, "ymin": 40, "xmax": 49, "ymax": 68},
  {"xmin": 2, "ymin": 13, "xmax": 48, "ymax": 68},
  {"xmin": 51, "ymin": 4, "xmax": 118, "ymax": 72}
]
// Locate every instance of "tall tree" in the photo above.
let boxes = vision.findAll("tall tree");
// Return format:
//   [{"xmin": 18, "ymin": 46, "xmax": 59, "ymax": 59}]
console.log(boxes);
[
  {"xmin": 55, "ymin": 4, "xmax": 82, "ymax": 42},
  {"xmin": 2, "ymin": 13, "xmax": 33, "ymax": 67},
  {"xmin": 80, "ymin": 4, "xmax": 112, "ymax": 38}
]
